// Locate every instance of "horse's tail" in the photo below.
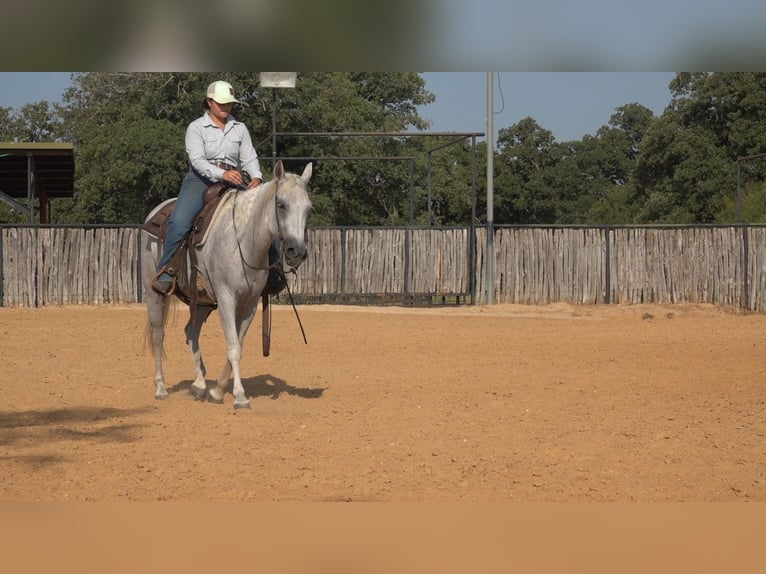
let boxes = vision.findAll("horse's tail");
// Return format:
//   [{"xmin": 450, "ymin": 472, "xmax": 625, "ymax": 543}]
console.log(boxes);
[{"xmin": 143, "ymin": 295, "xmax": 175, "ymax": 359}]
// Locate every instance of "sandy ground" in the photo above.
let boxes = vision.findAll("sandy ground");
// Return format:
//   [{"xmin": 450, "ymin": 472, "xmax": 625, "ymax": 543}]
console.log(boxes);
[{"xmin": 0, "ymin": 300, "xmax": 764, "ymax": 501}]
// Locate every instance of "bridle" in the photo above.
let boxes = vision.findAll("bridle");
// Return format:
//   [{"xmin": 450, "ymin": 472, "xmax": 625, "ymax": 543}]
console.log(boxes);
[
  {"xmin": 230, "ymin": 179, "xmax": 308, "ymax": 343},
  {"xmin": 231, "ymin": 179, "xmax": 283, "ymax": 276}
]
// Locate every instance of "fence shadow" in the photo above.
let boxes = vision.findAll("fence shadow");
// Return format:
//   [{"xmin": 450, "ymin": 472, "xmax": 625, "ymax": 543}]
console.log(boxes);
[{"xmin": 0, "ymin": 406, "xmax": 151, "ymax": 467}]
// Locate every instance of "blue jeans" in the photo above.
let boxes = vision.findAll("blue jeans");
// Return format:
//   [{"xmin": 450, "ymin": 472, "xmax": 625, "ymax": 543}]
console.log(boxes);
[{"xmin": 157, "ymin": 168, "xmax": 210, "ymax": 271}]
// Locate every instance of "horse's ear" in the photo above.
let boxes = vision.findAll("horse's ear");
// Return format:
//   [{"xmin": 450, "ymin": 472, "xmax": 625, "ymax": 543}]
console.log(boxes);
[
  {"xmin": 274, "ymin": 160, "xmax": 284, "ymax": 181},
  {"xmin": 301, "ymin": 162, "xmax": 313, "ymax": 183}
]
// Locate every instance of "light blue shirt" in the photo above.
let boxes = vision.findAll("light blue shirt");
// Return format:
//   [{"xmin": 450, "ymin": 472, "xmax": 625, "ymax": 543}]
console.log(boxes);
[{"xmin": 185, "ymin": 111, "xmax": 262, "ymax": 182}]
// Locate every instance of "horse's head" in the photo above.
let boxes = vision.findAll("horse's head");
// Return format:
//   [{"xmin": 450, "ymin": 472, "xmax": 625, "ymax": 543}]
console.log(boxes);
[{"xmin": 274, "ymin": 160, "xmax": 313, "ymax": 268}]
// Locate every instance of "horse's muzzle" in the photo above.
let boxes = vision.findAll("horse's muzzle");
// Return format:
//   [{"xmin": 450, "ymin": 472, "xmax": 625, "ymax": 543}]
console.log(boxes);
[{"xmin": 283, "ymin": 238, "xmax": 307, "ymax": 268}]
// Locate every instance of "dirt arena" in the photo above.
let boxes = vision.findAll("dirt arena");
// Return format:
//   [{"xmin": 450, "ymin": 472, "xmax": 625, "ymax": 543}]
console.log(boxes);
[{"xmin": 1, "ymin": 300, "xmax": 764, "ymax": 502}]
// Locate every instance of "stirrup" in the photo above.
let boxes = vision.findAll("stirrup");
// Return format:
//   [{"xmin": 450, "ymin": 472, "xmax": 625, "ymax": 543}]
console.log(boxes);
[
  {"xmin": 266, "ymin": 267, "xmax": 286, "ymax": 296},
  {"xmin": 151, "ymin": 268, "xmax": 175, "ymax": 296},
  {"xmin": 151, "ymin": 277, "xmax": 174, "ymax": 296}
]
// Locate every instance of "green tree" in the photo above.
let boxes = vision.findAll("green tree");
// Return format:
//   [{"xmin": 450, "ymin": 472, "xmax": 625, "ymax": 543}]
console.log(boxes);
[
  {"xmin": 0, "ymin": 101, "xmax": 66, "ymax": 222},
  {"xmin": 55, "ymin": 73, "xmax": 198, "ymax": 222},
  {"xmin": 492, "ymin": 103, "xmax": 656, "ymax": 225},
  {"xmin": 15, "ymin": 72, "xmax": 766, "ymax": 227},
  {"xmin": 719, "ymin": 181, "xmax": 766, "ymax": 222},
  {"xmin": 52, "ymin": 72, "xmax": 434, "ymax": 225},
  {"xmin": 631, "ymin": 73, "xmax": 766, "ymax": 223},
  {"xmin": 633, "ymin": 119, "xmax": 731, "ymax": 223},
  {"xmin": 571, "ymin": 104, "xmax": 656, "ymax": 224},
  {"xmin": 1, "ymin": 102, "xmax": 61, "ymax": 142},
  {"xmin": 419, "ymin": 135, "xmax": 479, "ymax": 225},
  {"xmin": 494, "ymin": 117, "xmax": 560, "ymax": 223},
  {"xmin": 13, "ymin": 101, "xmax": 61, "ymax": 142},
  {"xmin": 0, "ymin": 107, "xmax": 21, "ymax": 140},
  {"xmin": 670, "ymin": 72, "xmax": 766, "ymax": 160},
  {"xmin": 271, "ymin": 73, "xmax": 434, "ymax": 225}
]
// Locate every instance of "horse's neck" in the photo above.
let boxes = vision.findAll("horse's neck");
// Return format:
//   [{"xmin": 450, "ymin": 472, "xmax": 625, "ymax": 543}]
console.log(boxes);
[{"xmin": 230, "ymin": 181, "xmax": 277, "ymax": 245}]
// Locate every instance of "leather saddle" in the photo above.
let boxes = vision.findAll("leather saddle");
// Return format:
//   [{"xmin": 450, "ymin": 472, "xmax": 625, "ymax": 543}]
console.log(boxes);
[{"xmin": 141, "ymin": 183, "xmax": 230, "ymax": 307}]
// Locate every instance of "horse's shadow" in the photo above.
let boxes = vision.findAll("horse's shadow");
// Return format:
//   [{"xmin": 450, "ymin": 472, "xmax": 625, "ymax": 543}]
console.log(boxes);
[
  {"xmin": 168, "ymin": 374, "xmax": 325, "ymax": 400},
  {"xmin": 242, "ymin": 374, "xmax": 325, "ymax": 400}
]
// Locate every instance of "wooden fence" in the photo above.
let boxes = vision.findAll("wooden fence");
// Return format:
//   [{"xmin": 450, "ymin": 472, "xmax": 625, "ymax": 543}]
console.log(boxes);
[
  {"xmin": 0, "ymin": 226, "xmax": 140, "ymax": 307},
  {"xmin": 477, "ymin": 225, "xmax": 766, "ymax": 309},
  {"xmin": 3, "ymin": 224, "xmax": 766, "ymax": 311}
]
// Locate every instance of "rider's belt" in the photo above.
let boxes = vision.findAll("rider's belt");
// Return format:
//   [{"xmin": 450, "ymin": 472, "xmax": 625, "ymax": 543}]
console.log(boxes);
[{"xmin": 215, "ymin": 162, "xmax": 237, "ymax": 171}]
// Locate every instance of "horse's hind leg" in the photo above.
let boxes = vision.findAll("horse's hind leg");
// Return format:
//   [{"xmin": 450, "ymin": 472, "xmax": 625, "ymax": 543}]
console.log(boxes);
[
  {"xmin": 146, "ymin": 294, "xmax": 170, "ymax": 399},
  {"xmin": 207, "ymin": 361, "xmax": 232, "ymax": 405},
  {"xmin": 185, "ymin": 305, "xmax": 214, "ymax": 400},
  {"xmin": 142, "ymin": 231, "xmax": 173, "ymax": 400}
]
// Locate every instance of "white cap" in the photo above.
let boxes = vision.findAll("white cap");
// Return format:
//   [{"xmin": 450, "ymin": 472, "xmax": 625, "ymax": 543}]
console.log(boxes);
[{"xmin": 206, "ymin": 80, "xmax": 239, "ymax": 104}]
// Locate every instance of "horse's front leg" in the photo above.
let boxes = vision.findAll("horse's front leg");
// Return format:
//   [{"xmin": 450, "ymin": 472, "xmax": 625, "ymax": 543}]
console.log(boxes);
[
  {"xmin": 208, "ymin": 302, "xmax": 257, "ymax": 408},
  {"xmin": 231, "ymin": 307, "xmax": 258, "ymax": 408},
  {"xmin": 185, "ymin": 305, "xmax": 214, "ymax": 400}
]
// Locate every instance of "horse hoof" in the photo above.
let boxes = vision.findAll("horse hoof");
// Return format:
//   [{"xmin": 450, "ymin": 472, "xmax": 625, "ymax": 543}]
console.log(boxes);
[
  {"xmin": 207, "ymin": 394, "xmax": 224, "ymax": 405},
  {"xmin": 155, "ymin": 393, "xmax": 168, "ymax": 400},
  {"xmin": 233, "ymin": 401, "xmax": 251, "ymax": 410},
  {"xmin": 190, "ymin": 385, "xmax": 207, "ymax": 401}
]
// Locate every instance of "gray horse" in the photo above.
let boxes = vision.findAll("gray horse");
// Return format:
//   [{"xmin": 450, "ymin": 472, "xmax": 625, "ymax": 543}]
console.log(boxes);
[{"xmin": 141, "ymin": 160, "xmax": 313, "ymax": 408}]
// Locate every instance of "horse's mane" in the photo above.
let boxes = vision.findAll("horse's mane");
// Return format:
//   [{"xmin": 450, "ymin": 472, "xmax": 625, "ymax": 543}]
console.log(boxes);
[{"xmin": 229, "ymin": 177, "xmax": 278, "ymax": 233}]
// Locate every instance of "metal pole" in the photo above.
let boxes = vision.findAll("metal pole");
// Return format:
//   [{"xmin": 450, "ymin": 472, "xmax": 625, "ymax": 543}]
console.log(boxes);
[
  {"xmin": 743, "ymin": 223, "xmax": 750, "ymax": 310},
  {"xmin": 272, "ymin": 89, "xmax": 277, "ymax": 165},
  {"xmin": 486, "ymin": 73, "xmax": 495, "ymax": 304},
  {"xmin": 470, "ymin": 135, "xmax": 477, "ymax": 305},
  {"xmin": 27, "ymin": 153, "xmax": 34, "ymax": 224},
  {"xmin": 604, "ymin": 226, "xmax": 611, "ymax": 304},
  {"xmin": 136, "ymin": 225, "xmax": 143, "ymax": 304},
  {"xmin": 409, "ymin": 157, "xmax": 415, "ymax": 225},
  {"xmin": 0, "ymin": 230, "xmax": 4, "ymax": 307},
  {"xmin": 735, "ymin": 152, "xmax": 766, "ymax": 223},
  {"xmin": 737, "ymin": 159, "xmax": 741, "ymax": 223},
  {"xmin": 427, "ymin": 151, "xmax": 433, "ymax": 226}
]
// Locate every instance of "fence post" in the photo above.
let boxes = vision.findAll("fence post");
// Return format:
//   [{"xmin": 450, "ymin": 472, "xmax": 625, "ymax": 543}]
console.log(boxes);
[
  {"xmin": 135, "ymin": 225, "xmax": 143, "ymax": 304},
  {"xmin": 340, "ymin": 228, "xmax": 347, "ymax": 296},
  {"xmin": 604, "ymin": 225, "xmax": 611, "ymax": 304},
  {"xmin": 743, "ymin": 223, "xmax": 749, "ymax": 311},
  {"xmin": 0, "ymin": 228, "xmax": 4, "ymax": 307},
  {"xmin": 468, "ymin": 223, "xmax": 476, "ymax": 305},
  {"xmin": 404, "ymin": 228, "xmax": 411, "ymax": 297}
]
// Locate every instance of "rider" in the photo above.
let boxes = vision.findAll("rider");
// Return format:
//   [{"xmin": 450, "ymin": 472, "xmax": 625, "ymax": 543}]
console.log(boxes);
[{"xmin": 151, "ymin": 80, "xmax": 284, "ymax": 296}]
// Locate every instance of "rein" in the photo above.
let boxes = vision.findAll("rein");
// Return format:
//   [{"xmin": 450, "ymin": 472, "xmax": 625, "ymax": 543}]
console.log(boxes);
[
  {"xmin": 231, "ymin": 180, "xmax": 281, "ymax": 276},
  {"xmin": 231, "ymin": 180, "xmax": 308, "ymax": 345}
]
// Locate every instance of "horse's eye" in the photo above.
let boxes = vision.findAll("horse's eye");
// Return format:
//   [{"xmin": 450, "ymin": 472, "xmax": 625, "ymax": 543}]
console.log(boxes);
[{"xmin": 277, "ymin": 201, "xmax": 286, "ymax": 211}]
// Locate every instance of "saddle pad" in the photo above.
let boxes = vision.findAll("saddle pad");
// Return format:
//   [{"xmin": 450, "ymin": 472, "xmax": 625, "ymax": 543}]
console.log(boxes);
[{"xmin": 195, "ymin": 190, "xmax": 234, "ymax": 248}]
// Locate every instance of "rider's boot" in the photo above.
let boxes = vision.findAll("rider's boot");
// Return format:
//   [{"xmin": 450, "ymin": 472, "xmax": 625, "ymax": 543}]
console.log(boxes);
[
  {"xmin": 266, "ymin": 241, "xmax": 286, "ymax": 295},
  {"xmin": 151, "ymin": 268, "xmax": 175, "ymax": 296}
]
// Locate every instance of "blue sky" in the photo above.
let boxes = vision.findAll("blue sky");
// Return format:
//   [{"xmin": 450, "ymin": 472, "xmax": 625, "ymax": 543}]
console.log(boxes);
[
  {"xmin": 0, "ymin": 72, "xmax": 676, "ymax": 143},
  {"xmin": 434, "ymin": 0, "xmax": 766, "ymax": 70},
  {"xmin": 419, "ymin": 72, "xmax": 675, "ymax": 142}
]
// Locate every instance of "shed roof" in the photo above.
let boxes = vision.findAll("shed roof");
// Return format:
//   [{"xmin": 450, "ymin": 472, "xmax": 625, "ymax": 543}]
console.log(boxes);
[{"xmin": 0, "ymin": 142, "xmax": 74, "ymax": 199}]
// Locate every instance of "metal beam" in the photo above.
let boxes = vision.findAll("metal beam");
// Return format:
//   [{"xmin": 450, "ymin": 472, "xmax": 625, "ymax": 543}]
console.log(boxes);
[{"xmin": 0, "ymin": 189, "xmax": 31, "ymax": 217}]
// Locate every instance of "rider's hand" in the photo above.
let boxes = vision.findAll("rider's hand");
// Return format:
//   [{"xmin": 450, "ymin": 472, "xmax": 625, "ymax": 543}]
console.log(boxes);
[
  {"xmin": 222, "ymin": 170, "xmax": 243, "ymax": 187},
  {"xmin": 247, "ymin": 178, "xmax": 262, "ymax": 189}
]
